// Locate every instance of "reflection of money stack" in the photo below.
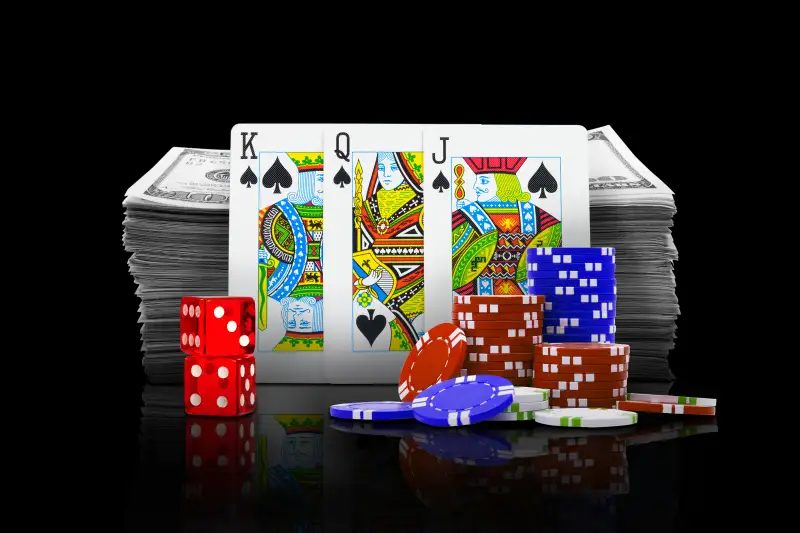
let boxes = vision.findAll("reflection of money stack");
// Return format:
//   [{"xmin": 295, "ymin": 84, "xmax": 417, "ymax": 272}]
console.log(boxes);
[{"xmin": 123, "ymin": 147, "xmax": 230, "ymax": 383}]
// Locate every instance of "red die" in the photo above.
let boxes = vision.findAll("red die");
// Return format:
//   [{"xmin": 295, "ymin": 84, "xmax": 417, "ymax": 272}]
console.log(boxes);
[
  {"xmin": 180, "ymin": 296, "xmax": 256, "ymax": 356},
  {"xmin": 184, "ymin": 354, "xmax": 257, "ymax": 417},
  {"xmin": 185, "ymin": 416, "xmax": 257, "ymax": 472}
]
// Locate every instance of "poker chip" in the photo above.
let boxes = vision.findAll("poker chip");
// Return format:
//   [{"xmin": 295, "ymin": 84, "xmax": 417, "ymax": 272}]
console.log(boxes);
[
  {"xmin": 533, "ymin": 408, "xmax": 638, "ymax": 428},
  {"xmin": 411, "ymin": 375, "xmax": 515, "ymax": 427},
  {"xmin": 543, "ymin": 334, "xmax": 615, "ymax": 343},
  {"xmin": 549, "ymin": 396, "xmax": 624, "ymax": 408},
  {"xmin": 468, "ymin": 351, "xmax": 534, "ymax": 362},
  {"xmin": 411, "ymin": 427, "xmax": 514, "ymax": 466},
  {"xmin": 460, "ymin": 368, "xmax": 532, "ymax": 380},
  {"xmin": 398, "ymin": 323, "xmax": 467, "ymax": 402},
  {"xmin": 626, "ymin": 392, "xmax": 717, "ymax": 407},
  {"xmin": 464, "ymin": 328, "xmax": 542, "ymax": 338},
  {"xmin": 528, "ymin": 283, "xmax": 617, "ymax": 296},
  {"xmin": 488, "ymin": 403, "xmax": 549, "ymax": 422},
  {"xmin": 513, "ymin": 387, "xmax": 550, "ymax": 403},
  {"xmin": 452, "ymin": 303, "xmax": 545, "ymax": 314},
  {"xmin": 534, "ymin": 354, "xmax": 630, "ymax": 365},
  {"xmin": 526, "ymin": 276, "xmax": 618, "ymax": 289},
  {"xmin": 545, "ymin": 300, "xmax": 615, "ymax": 312},
  {"xmin": 545, "ymin": 325, "xmax": 617, "ymax": 335},
  {"xmin": 534, "ymin": 379, "xmax": 628, "ymax": 390},
  {"xmin": 528, "ymin": 247, "xmax": 616, "ymax": 258},
  {"xmin": 463, "ymin": 360, "xmax": 532, "ymax": 371},
  {"xmin": 524, "ymin": 267, "xmax": 616, "ymax": 278},
  {"xmin": 466, "ymin": 335, "xmax": 542, "ymax": 346},
  {"xmin": 454, "ymin": 295, "xmax": 546, "ymax": 305},
  {"xmin": 457, "ymin": 319, "xmax": 541, "ymax": 330},
  {"xmin": 537, "ymin": 343, "xmax": 629, "ymax": 356},
  {"xmin": 551, "ymin": 387, "xmax": 626, "ymax": 399},
  {"xmin": 537, "ymin": 371, "xmax": 628, "ymax": 382},
  {"xmin": 528, "ymin": 261, "xmax": 615, "ymax": 272},
  {"xmin": 616, "ymin": 400, "xmax": 716, "ymax": 416},
  {"xmin": 544, "ymin": 318, "xmax": 616, "ymax": 327},
  {"xmin": 535, "ymin": 362, "xmax": 627, "ymax": 374},
  {"xmin": 452, "ymin": 310, "xmax": 542, "ymax": 321},
  {"xmin": 330, "ymin": 401, "xmax": 414, "ymax": 421}
]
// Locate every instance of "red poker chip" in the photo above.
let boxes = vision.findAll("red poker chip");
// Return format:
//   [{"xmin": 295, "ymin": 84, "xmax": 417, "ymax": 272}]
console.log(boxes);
[{"xmin": 397, "ymin": 323, "xmax": 467, "ymax": 402}]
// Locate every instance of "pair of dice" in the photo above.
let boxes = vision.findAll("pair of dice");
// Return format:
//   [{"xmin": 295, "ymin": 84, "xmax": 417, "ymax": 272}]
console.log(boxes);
[{"xmin": 181, "ymin": 296, "xmax": 257, "ymax": 417}]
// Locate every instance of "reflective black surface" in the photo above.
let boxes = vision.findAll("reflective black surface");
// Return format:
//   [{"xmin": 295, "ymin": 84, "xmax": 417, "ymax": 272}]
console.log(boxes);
[{"xmin": 125, "ymin": 382, "xmax": 721, "ymax": 532}]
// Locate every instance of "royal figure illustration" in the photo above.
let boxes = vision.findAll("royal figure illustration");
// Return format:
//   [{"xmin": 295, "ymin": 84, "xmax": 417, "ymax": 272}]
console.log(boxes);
[
  {"xmin": 452, "ymin": 157, "xmax": 561, "ymax": 296},
  {"xmin": 258, "ymin": 153, "xmax": 324, "ymax": 350},
  {"xmin": 352, "ymin": 151, "xmax": 424, "ymax": 351}
]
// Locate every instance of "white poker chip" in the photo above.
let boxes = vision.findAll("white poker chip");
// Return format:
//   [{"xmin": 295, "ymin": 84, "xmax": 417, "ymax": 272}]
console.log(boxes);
[
  {"xmin": 513, "ymin": 387, "xmax": 550, "ymax": 403},
  {"xmin": 533, "ymin": 407, "xmax": 637, "ymax": 428}
]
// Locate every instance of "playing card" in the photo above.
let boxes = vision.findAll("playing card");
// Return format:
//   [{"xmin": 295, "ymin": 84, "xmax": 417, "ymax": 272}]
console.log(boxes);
[
  {"xmin": 323, "ymin": 124, "xmax": 425, "ymax": 383},
  {"xmin": 229, "ymin": 124, "xmax": 326, "ymax": 382},
  {"xmin": 423, "ymin": 125, "xmax": 591, "ymax": 328}
]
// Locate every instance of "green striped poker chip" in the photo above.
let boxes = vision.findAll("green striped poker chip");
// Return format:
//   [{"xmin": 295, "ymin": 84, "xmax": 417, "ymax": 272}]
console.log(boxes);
[
  {"xmin": 533, "ymin": 407, "xmax": 637, "ymax": 428},
  {"xmin": 502, "ymin": 399, "xmax": 550, "ymax": 413},
  {"xmin": 513, "ymin": 387, "xmax": 549, "ymax": 402},
  {"xmin": 489, "ymin": 399, "xmax": 550, "ymax": 421},
  {"xmin": 488, "ymin": 410, "xmax": 538, "ymax": 422}
]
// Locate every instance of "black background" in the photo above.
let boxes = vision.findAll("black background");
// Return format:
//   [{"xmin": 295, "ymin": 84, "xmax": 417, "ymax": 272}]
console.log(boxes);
[{"xmin": 113, "ymin": 91, "xmax": 726, "ymax": 515}]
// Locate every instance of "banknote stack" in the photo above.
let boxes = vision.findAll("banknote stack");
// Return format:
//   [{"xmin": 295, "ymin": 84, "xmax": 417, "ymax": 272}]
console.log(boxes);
[
  {"xmin": 587, "ymin": 126, "xmax": 678, "ymax": 381},
  {"xmin": 122, "ymin": 147, "xmax": 230, "ymax": 383}
]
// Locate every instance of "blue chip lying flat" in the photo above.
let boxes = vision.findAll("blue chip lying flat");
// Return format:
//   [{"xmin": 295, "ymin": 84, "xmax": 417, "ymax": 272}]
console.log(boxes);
[
  {"xmin": 411, "ymin": 374, "xmax": 514, "ymax": 427},
  {"xmin": 330, "ymin": 401, "xmax": 414, "ymax": 421},
  {"xmin": 411, "ymin": 427, "xmax": 514, "ymax": 466},
  {"xmin": 528, "ymin": 247, "xmax": 615, "ymax": 258}
]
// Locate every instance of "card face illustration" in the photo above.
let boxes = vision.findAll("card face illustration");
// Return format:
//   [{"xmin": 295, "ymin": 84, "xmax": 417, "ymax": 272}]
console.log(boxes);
[
  {"xmin": 229, "ymin": 124, "xmax": 326, "ymax": 382},
  {"xmin": 423, "ymin": 125, "xmax": 590, "ymax": 329},
  {"xmin": 323, "ymin": 124, "xmax": 424, "ymax": 383}
]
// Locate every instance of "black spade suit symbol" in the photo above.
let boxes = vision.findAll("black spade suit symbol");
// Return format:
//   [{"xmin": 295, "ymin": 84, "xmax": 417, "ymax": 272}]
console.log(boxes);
[
  {"xmin": 240, "ymin": 167, "xmax": 257, "ymax": 188},
  {"xmin": 432, "ymin": 171, "xmax": 450, "ymax": 193},
  {"xmin": 527, "ymin": 162, "xmax": 558, "ymax": 199},
  {"xmin": 333, "ymin": 166, "xmax": 351, "ymax": 188},
  {"xmin": 356, "ymin": 309, "xmax": 386, "ymax": 347},
  {"xmin": 262, "ymin": 157, "xmax": 293, "ymax": 194}
]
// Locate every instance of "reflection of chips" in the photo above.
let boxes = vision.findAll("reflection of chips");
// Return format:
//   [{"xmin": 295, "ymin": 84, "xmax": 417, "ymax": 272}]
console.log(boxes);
[{"xmin": 257, "ymin": 436, "xmax": 269, "ymax": 495}]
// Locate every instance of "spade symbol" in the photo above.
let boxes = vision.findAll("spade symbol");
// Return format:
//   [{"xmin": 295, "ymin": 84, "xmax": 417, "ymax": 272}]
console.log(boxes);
[
  {"xmin": 262, "ymin": 157, "xmax": 293, "ymax": 194},
  {"xmin": 356, "ymin": 309, "xmax": 386, "ymax": 347},
  {"xmin": 240, "ymin": 167, "xmax": 257, "ymax": 188},
  {"xmin": 333, "ymin": 166, "xmax": 351, "ymax": 188},
  {"xmin": 527, "ymin": 162, "xmax": 558, "ymax": 199},
  {"xmin": 432, "ymin": 171, "xmax": 450, "ymax": 193}
]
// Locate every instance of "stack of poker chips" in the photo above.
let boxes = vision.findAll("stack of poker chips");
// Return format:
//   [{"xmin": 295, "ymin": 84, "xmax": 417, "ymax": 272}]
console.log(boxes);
[
  {"xmin": 526, "ymin": 247, "xmax": 616, "ymax": 343},
  {"xmin": 533, "ymin": 342, "xmax": 630, "ymax": 408},
  {"xmin": 451, "ymin": 294, "xmax": 546, "ymax": 387}
]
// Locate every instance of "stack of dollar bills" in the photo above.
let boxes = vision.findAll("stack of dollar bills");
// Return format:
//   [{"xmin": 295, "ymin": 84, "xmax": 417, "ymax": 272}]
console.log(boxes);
[
  {"xmin": 587, "ymin": 126, "xmax": 678, "ymax": 381},
  {"xmin": 122, "ymin": 147, "xmax": 230, "ymax": 383},
  {"xmin": 122, "ymin": 127, "xmax": 679, "ymax": 384}
]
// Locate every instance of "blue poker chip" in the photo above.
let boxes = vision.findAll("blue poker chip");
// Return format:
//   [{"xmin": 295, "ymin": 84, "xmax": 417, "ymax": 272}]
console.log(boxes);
[
  {"xmin": 329, "ymin": 418, "xmax": 417, "ymax": 438},
  {"xmin": 545, "ymin": 300, "xmax": 615, "ymax": 312},
  {"xmin": 330, "ymin": 401, "xmax": 414, "ymax": 421},
  {"xmin": 411, "ymin": 426, "xmax": 514, "ymax": 466},
  {"xmin": 528, "ymin": 284, "xmax": 617, "ymax": 296},
  {"xmin": 544, "ymin": 318, "xmax": 616, "ymax": 327},
  {"xmin": 545, "ymin": 324, "xmax": 617, "ymax": 335},
  {"xmin": 543, "ymin": 333, "xmax": 615, "ymax": 343},
  {"xmin": 526, "ymin": 276, "xmax": 617, "ymax": 288},
  {"xmin": 524, "ymin": 268, "xmax": 616, "ymax": 280},
  {"xmin": 411, "ymin": 374, "xmax": 514, "ymax": 427},
  {"xmin": 528, "ymin": 247, "xmax": 615, "ymax": 258},
  {"xmin": 527, "ymin": 261, "xmax": 615, "ymax": 273}
]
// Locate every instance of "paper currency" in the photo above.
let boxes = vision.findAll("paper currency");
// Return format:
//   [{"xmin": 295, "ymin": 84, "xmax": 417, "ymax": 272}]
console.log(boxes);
[{"xmin": 588, "ymin": 126, "xmax": 678, "ymax": 381}]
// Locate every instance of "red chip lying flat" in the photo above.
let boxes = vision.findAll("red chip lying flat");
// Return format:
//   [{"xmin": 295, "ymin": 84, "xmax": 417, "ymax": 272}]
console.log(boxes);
[
  {"xmin": 398, "ymin": 323, "xmax": 467, "ymax": 402},
  {"xmin": 454, "ymin": 294, "xmax": 546, "ymax": 305},
  {"xmin": 615, "ymin": 400, "xmax": 716, "ymax": 416}
]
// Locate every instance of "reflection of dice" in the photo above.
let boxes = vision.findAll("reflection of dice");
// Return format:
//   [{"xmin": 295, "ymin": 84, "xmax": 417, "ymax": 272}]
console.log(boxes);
[
  {"xmin": 180, "ymin": 296, "xmax": 256, "ymax": 356},
  {"xmin": 185, "ymin": 416, "xmax": 257, "ymax": 472},
  {"xmin": 184, "ymin": 354, "xmax": 257, "ymax": 417}
]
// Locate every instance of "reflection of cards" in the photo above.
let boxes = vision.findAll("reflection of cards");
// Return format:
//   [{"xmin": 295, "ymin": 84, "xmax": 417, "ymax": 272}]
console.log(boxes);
[
  {"xmin": 423, "ymin": 125, "xmax": 590, "ymax": 329},
  {"xmin": 229, "ymin": 125, "xmax": 326, "ymax": 383},
  {"xmin": 324, "ymin": 124, "xmax": 424, "ymax": 383}
]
